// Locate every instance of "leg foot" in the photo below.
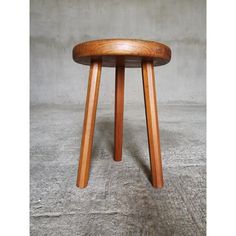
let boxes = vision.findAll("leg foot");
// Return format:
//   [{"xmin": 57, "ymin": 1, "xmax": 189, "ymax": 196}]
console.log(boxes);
[
  {"xmin": 76, "ymin": 61, "xmax": 102, "ymax": 188},
  {"xmin": 142, "ymin": 61, "xmax": 164, "ymax": 188}
]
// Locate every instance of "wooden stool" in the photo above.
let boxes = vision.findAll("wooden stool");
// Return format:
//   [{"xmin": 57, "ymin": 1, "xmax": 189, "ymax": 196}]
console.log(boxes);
[{"xmin": 72, "ymin": 39, "xmax": 171, "ymax": 188}]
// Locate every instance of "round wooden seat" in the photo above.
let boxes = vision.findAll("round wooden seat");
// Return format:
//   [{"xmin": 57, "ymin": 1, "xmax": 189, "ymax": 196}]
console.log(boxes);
[{"xmin": 73, "ymin": 39, "xmax": 171, "ymax": 68}]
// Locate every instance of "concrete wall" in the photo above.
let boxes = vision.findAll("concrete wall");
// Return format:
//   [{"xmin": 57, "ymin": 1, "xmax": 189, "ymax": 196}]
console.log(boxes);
[{"xmin": 30, "ymin": 0, "xmax": 206, "ymax": 105}]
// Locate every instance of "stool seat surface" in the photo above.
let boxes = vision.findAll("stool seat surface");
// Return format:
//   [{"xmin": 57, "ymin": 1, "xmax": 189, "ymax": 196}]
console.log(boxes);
[{"xmin": 73, "ymin": 39, "xmax": 171, "ymax": 68}]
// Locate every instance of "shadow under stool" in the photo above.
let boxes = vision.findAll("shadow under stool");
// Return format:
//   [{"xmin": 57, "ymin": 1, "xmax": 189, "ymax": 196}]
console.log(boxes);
[{"xmin": 72, "ymin": 39, "xmax": 171, "ymax": 188}]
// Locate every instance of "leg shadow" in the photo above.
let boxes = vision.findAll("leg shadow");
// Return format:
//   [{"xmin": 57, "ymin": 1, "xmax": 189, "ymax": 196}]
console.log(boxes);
[
  {"xmin": 123, "ymin": 121, "xmax": 183, "ymax": 182},
  {"xmin": 92, "ymin": 118, "xmax": 114, "ymax": 159},
  {"xmin": 91, "ymin": 117, "xmax": 182, "ymax": 182},
  {"xmin": 123, "ymin": 122, "xmax": 151, "ymax": 181}
]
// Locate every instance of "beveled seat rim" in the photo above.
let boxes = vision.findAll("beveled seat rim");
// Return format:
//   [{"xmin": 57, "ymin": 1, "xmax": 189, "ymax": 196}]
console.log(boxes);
[{"xmin": 73, "ymin": 39, "xmax": 171, "ymax": 67}]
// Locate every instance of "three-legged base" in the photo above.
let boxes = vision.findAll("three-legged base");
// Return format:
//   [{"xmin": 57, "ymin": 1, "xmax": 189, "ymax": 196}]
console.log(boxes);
[{"xmin": 76, "ymin": 61, "xmax": 163, "ymax": 188}]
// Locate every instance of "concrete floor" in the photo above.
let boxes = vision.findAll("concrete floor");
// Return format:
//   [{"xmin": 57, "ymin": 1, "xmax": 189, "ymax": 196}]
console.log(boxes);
[{"xmin": 30, "ymin": 103, "xmax": 206, "ymax": 236}]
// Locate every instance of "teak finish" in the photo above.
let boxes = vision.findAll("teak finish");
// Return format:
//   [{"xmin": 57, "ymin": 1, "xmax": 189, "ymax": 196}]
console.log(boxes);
[
  {"xmin": 114, "ymin": 66, "xmax": 125, "ymax": 161},
  {"xmin": 142, "ymin": 61, "xmax": 163, "ymax": 187},
  {"xmin": 73, "ymin": 39, "xmax": 171, "ymax": 188},
  {"xmin": 73, "ymin": 39, "xmax": 171, "ymax": 68},
  {"xmin": 76, "ymin": 62, "xmax": 102, "ymax": 188}
]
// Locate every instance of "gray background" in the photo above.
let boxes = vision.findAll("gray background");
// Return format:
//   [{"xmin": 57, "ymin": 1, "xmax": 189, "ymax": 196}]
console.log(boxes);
[
  {"xmin": 30, "ymin": 1, "xmax": 206, "ymax": 235},
  {"xmin": 30, "ymin": 0, "xmax": 206, "ymax": 106}
]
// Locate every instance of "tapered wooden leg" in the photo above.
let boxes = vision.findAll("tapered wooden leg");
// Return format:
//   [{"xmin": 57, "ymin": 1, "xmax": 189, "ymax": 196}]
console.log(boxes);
[
  {"xmin": 76, "ymin": 61, "xmax": 102, "ymax": 188},
  {"xmin": 114, "ymin": 66, "xmax": 125, "ymax": 161},
  {"xmin": 142, "ymin": 61, "xmax": 164, "ymax": 188}
]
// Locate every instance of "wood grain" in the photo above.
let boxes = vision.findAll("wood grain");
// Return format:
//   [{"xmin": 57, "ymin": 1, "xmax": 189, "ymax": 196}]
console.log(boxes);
[
  {"xmin": 76, "ymin": 61, "xmax": 102, "ymax": 188},
  {"xmin": 73, "ymin": 39, "xmax": 171, "ymax": 68},
  {"xmin": 142, "ymin": 61, "xmax": 164, "ymax": 188},
  {"xmin": 114, "ymin": 66, "xmax": 125, "ymax": 161}
]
